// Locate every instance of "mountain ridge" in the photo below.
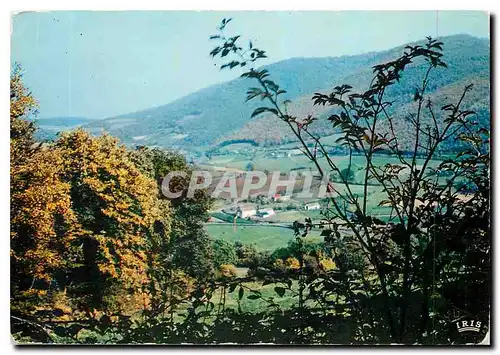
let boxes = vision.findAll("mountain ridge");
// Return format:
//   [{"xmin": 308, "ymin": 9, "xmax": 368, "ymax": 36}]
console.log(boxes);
[{"xmin": 80, "ymin": 34, "xmax": 489, "ymax": 152}]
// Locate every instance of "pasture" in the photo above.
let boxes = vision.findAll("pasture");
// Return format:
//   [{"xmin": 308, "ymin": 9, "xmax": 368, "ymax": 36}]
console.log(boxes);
[{"xmin": 205, "ymin": 224, "xmax": 323, "ymax": 252}]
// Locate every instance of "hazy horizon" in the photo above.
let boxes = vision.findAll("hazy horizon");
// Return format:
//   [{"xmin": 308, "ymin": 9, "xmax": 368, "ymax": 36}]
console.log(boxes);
[{"xmin": 11, "ymin": 11, "xmax": 489, "ymax": 119}]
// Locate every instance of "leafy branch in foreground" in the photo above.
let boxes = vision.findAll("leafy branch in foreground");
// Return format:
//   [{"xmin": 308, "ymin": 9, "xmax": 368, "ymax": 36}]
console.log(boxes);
[{"xmin": 210, "ymin": 18, "xmax": 490, "ymax": 344}]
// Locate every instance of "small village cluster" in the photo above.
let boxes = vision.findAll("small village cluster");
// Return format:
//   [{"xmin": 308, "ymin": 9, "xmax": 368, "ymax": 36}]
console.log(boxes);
[{"xmin": 226, "ymin": 194, "xmax": 322, "ymax": 220}]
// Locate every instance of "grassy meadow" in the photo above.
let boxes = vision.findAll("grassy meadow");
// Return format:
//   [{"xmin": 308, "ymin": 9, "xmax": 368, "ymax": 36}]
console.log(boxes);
[{"xmin": 205, "ymin": 224, "xmax": 323, "ymax": 252}]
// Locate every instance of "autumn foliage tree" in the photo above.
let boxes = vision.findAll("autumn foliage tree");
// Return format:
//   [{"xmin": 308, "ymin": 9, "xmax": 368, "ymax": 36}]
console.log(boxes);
[
  {"xmin": 11, "ymin": 69, "xmax": 171, "ymax": 319},
  {"xmin": 129, "ymin": 146, "xmax": 214, "ymax": 281},
  {"xmin": 10, "ymin": 64, "xmax": 37, "ymax": 163},
  {"xmin": 11, "ymin": 69, "xmax": 220, "ymax": 343}
]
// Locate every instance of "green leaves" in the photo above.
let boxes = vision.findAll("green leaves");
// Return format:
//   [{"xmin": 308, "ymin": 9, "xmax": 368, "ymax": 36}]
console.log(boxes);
[
  {"xmin": 240, "ymin": 69, "xmax": 270, "ymax": 80},
  {"xmin": 245, "ymin": 87, "xmax": 265, "ymax": 102},
  {"xmin": 251, "ymin": 107, "xmax": 278, "ymax": 118},
  {"xmin": 210, "ymin": 22, "xmax": 267, "ymax": 73},
  {"xmin": 312, "ymin": 92, "xmax": 345, "ymax": 107},
  {"xmin": 263, "ymin": 79, "xmax": 279, "ymax": 92},
  {"xmin": 274, "ymin": 286, "xmax": 286, "ymax": 297},
  {"xmin": 228, "ymin": 282, "xmax": 238, "ymax": 293},
  {"xmin": 218, "ymin": 17, "xmax": 233, "ymax": 31},
  {"xmin": 221, "ymin": 61, "xmax": 241, "ymax": 70}
]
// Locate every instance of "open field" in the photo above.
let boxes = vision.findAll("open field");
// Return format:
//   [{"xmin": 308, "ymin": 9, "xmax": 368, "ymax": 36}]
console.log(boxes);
[
  {"xmin": 218, "ymin": 142, "xmax": 257, "ymax": 153},
  {"xmin": 205, "ymin": 149, "xmax": 445, "ymax": 176},
  {"xmin": 265, "ymin": 209, "xmax": 323, "ymax": 222},
  {"xmin": 205, "ymin": 224, "xmax": 323, "ymax": 252},
  {"xmin": 204, "ymin": 149, "xmax": 448, "ymax": 250}
]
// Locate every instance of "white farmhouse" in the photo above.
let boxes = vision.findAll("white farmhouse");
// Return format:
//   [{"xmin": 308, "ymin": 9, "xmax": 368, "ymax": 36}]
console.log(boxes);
[
  {"xmin": 272, "ymin": 193, "xmax": 292, "ymax": 202},
  {"xmin": 304, "ymin": 202, "xmax": 321, "ymax": 211},
  {"xmin": 257, "ymin": 208, "xmax": 276, "ymax": 218},
  {"xmin": 236, "ymin": 205, "xmax": 257, "ymax": 218}
]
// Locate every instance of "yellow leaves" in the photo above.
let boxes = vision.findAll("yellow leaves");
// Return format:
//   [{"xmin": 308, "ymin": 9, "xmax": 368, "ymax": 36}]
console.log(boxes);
[
  {"xmin": 314, "ymin": 250, "xmax": 337, "ymax": 271},
  {"xmin": 10, "ymin": 65, "xmax": 38, "ymax": 166},
  {"xmin": 11, "ymin": 145, "xmax": 81, "ymax": 283},
  {"xmin": 274, "ymin": 254, "xmax": 336, "ymax": 272},
  {"xmin": 10, "ymin": 73, "xmax": 169, "ymax": 315},
  {"xmin": 98, "ymin": 263, "xmax": 119, "ymax": 279},
  {"xmin": 12, "ymin": 125, "xmax": 172, "ymax": 314},
  {"xmin": 219, "ymin": 264, "xmax": 237, "ymax": 278},
  {"xmin": 21, "ymin": 289, "xmax": 47, "ymax": 298},
  {"xmin": 273, "ymin": 258, "xmax": 300, "ymax": 271},
  {"xmin": 285, "ymin": 257, "xmax": 301, "ymax": 270},
  {"xmin": 10, "ymin": 65, "xmax": 38, "ymax": 121},
  {"xmin": 274, "ymin": 259, "xmax": 285, "ymax": 269},
  {"xmin": 319, "ymin": 257, "xmax": 337, "ymax": 271}
]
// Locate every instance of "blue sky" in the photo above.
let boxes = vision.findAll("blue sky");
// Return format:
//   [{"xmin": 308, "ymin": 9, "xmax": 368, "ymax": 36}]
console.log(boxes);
[{"xmin": 11, "ymin": 11, "xmax": 489, "ymax": 119}]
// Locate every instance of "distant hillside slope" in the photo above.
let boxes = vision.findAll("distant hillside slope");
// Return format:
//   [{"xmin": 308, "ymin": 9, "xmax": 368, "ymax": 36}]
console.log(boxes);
[
  {"xmin": 83, "ymin": 34, "xmax": 489, "ymax": 151},
  {"xmin": 33, "ymin": 116, "xmax": 95, "ymax": 140}
]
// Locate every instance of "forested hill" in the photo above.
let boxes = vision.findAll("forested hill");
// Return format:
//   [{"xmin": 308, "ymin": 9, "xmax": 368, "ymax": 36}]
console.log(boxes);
[{"xmin": 82, "ymin": 34, "xmax": 489, "ymax": 151}]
